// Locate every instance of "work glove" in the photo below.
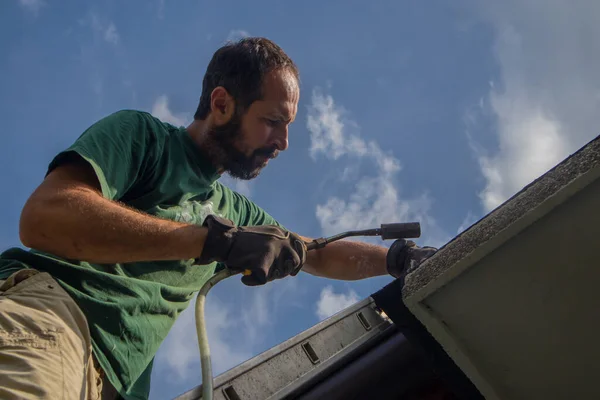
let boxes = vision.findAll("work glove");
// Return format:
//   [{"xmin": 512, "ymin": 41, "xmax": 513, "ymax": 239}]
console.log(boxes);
[
  {"xmin": 386, "ymin": 239, "xmax": 437, "ymax": 279},
  {"xmin": 196, "ymin": 214, "xmax": 308, "ymax": 286}
]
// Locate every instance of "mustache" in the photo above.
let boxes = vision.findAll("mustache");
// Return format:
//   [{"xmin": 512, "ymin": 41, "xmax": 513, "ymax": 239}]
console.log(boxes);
[{"xmin": 253, "ymin": 146, "xmax": 279, "ymax": 159}]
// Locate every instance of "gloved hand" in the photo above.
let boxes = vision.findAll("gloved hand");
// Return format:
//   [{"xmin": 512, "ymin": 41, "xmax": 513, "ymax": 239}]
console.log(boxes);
[
  {"xmin": 196, "ymin": 214, "xmax": 308, "ymax": 286},
  {"xmin": 386, "ymin": 239, "xmax": 437, "ymax": 279}
]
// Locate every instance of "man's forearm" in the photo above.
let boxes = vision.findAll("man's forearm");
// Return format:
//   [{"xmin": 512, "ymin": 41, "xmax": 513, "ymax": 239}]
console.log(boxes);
[
  {"xmin": 20, "ymin": 185, "xmax": 207, "ymax": 264},
  {"xmin": 302, "ymin": 238, "xmax": 389, "ymax": 280}
]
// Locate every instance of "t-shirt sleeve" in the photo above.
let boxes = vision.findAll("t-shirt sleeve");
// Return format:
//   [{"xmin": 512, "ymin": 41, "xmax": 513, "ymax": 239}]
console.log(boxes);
[
  {"xmin": 47, "ymin": 110, "xmax": 159, "ymax": 201},
  {"xmin": 229, "ymin": 190, "xmax": 286, "ymax": 230}
]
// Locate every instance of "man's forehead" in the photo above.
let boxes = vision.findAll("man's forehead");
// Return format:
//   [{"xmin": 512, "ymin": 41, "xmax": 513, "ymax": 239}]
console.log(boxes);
[
  {"xmin": 262, "ymin": 99, "xmax": 297, "ymax": 121},
  {"xmin": 262, "ymin": 71, "xmax": 298, "ymax": 98},
  {"xmin": 260, "ymin": 70, "xmax": 299, "ymax": 120}
]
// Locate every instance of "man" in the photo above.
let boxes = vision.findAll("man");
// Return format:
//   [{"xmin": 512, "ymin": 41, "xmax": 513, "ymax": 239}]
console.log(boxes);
[{"xmin": 0, "ymin": 37, "xmax": 436, "ymax": 400}]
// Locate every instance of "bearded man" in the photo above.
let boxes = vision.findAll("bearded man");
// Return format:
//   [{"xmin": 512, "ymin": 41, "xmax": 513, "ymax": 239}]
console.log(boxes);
[{"xmin": 0, "ymin": 37, "xmax": 436, "ymax": 400}]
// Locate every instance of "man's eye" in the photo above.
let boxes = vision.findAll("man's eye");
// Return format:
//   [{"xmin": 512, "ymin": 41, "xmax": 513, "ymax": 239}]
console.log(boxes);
[{"xmin": 267, "ymin": 119, "xmax": 279, "ymax": 126}]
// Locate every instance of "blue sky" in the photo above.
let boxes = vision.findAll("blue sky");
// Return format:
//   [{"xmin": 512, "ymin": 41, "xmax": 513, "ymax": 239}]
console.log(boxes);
[{"xmin": 2, "ymin": 0, "xmax": 599, "ymax": 398}]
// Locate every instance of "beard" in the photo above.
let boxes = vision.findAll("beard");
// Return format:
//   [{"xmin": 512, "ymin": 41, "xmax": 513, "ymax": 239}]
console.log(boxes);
[{"xmin": 200, "ymin": 111, "xmax": 279, "ymax": 180}]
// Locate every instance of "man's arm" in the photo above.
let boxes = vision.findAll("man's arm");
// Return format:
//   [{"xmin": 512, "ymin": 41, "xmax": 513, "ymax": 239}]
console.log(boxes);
[
  {"xmin": 232, "ymin": 193, "xmax": 389, "ymax": 281},
  {"xmin": 19, "ymin": 158, "xmax": 207, "ymax": 264},
  {"xmin": 301, "ymin": 236, "xmax": 389, "ymax": 280}
]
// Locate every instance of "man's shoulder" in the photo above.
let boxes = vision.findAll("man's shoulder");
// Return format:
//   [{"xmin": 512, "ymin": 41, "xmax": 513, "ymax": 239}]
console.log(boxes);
[
  {"xmin": 100, "ymin": 109, "xmax": 166, "ymax": 127},
  {"xmin": 90, "ymin": 109, "xmax": 177, "ymax": 141},
  {"xmin": 214, "ymin": 181, "xmax": 281, "ymax": 227},
  {"xmin": 214, "ymin": 181, "xmax": 241, "ymax": 203}
]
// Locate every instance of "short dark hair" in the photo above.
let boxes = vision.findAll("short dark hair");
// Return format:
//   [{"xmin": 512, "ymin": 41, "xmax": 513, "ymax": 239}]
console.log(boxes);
[{"xmin": 194, "ymin": 37, "xmax": 299, "ymax": 120}]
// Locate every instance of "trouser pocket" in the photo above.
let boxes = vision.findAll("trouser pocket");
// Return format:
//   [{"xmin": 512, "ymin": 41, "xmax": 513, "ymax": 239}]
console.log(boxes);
[{"xmin": 0, "ymin": 269, "xmax": 102, "ymax": 400}]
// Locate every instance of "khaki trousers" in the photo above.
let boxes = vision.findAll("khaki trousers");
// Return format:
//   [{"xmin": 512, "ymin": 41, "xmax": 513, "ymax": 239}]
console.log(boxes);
[{"xmin": 0, "ymin": 269, "xmax": 106, "ymax": 400}]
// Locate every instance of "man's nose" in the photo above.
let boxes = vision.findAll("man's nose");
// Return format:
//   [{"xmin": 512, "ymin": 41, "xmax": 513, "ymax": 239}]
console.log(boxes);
[{"xmin": 272, "ymin": 126, "xmax": 289, "ymax": 151}]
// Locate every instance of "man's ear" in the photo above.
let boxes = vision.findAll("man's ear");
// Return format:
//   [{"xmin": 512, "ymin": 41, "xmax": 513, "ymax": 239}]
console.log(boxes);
[{"xmin": 210, "ymin": 86, "xmax": 235, "ymax": 125}]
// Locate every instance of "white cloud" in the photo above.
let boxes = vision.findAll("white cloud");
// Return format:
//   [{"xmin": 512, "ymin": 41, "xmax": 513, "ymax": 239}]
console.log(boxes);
[
  {"xmin": 307, "ymin": 90, "xmax": 371, "ymax": 161},
  {"xmin": 469, "ymin": 0, "xmax": 600, "ymax": 212},
  {"xmin": 316, "ymin": 285, "xmax": 360, "ymax": 320},
  {"xmin": 104, "ymin": 22, "xmax": 119, "ymax": 45},
  {"xmin": 227, "ymin": 30, "xmax": 250, "ymax": 42},
  {"xmin": 307, "ymin": 87, "xmax": 449, "ymax": 248},
  {"xmin": 19, "ymin": 0, "xmax": 44, "ymax": 16},
  {"xmin": 91, "ymin": 72, "xmax": 103, "ymax": 98},
  {"xmin": 88, "ymin": 14, "xmax": 120, "ymax": 45},
  {"xmin": 456, "ymin": 211, "xmax": 479, "ymax": 235},
  {"xmin": 151, "ymin": 95, "xmax": 190, "ymax": 127},
  {"xmin": 73, "ymin": 13, "xmax": 122, "ymax": 102},
  {"xmin": 79, "ymin": 13, "xmax": 120, "ymax": 45},
  {"xmin": 157, "ymin": 0, "xmax": 165, "ymax": 19}
]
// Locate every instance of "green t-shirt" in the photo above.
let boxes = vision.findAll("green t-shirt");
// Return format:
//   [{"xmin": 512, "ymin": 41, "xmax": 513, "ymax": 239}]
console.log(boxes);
[{"xmin": 0, "ymin": 110, "xmax": 281, "ymax": 400}]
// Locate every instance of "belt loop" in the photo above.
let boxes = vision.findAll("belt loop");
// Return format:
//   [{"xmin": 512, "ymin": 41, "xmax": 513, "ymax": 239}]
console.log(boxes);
[{"xmin": 0, "ymin": 269, "xmax": 39, "ymax": 292}]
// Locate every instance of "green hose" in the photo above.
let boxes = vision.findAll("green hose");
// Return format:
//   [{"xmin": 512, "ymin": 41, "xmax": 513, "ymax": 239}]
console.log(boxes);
[{"xmin": 195, "ymin": 268, "xmax": 237, "ymax": 400}]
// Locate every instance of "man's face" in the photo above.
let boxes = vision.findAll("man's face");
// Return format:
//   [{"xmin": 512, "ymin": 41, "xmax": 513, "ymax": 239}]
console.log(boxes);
[{"xmin": 207, "ymin": 68, "xmax": 299, "ymax": 180}]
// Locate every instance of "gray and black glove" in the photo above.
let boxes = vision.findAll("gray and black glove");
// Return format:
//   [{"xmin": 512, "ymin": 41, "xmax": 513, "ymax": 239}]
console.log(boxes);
[
  {"xmin": 196, "ymin": 214, "xmax": 308, "ymax": 286},
  {"xmin": 386, "ymin": 239, "xmax": 437, "ymax": 279}
]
